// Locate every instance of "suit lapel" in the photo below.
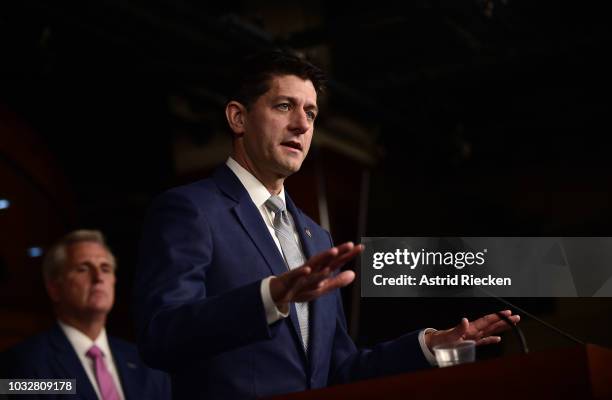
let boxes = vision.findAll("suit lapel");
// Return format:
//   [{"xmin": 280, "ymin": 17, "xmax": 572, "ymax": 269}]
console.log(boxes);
[
  {"xmin": 232, "ymin": 200, "xmax": 289, "ymax": 277},
  {"xmin": 48, "ymin": 324, "xmax": 98, "ymax": 400},
  {"xmin": 110, "ymin": 338, "xmax": 141, "ymax": 400},
  {"xmin": 213, "ymin": 165, "xmax": 306, "ymax": 354},
  {"xmin": 285, "ymin": 194, "xmax": 317, "ymax": 260},
  {"xmin": 214, "ymin": 165, "xmax": 333, "ymax": 365},
  {"xmin": 213, "ymin": 165, "xmax": 288, "ymax": 278},
  {"xmin": 286, "ymin": 194, "xmax": 330, "ymax": 370}
]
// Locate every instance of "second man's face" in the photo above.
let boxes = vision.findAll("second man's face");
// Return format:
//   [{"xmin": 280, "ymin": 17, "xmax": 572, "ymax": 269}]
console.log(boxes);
[
  {"xmin": 241, "ymin": 74, "xmax": 318, "ymax": 179},
  {"xmin": 49, "ymin": 241, "xmax": 116, "ymax": 318}
]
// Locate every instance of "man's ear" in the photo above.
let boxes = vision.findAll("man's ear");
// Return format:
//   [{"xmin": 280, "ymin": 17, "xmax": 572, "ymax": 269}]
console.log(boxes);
[
  {"xmin": 225, "ymin": 101, "xmax": 247, "ymax": 138},
  {"xmin": 45, "ymin": 279, "xmax": 61, "ymax": 303}
]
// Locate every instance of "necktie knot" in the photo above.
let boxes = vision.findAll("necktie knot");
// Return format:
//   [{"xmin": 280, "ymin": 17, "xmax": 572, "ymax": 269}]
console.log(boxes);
[
  {"xmin": 86, "ymin": 345, "xmax": 103, "ymax": 360},
  {"xmin": 265, "ymin": 195, "xmax": 285, "ymax": 214}
]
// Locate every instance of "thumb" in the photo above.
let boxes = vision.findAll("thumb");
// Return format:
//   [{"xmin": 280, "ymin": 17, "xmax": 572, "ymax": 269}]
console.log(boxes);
[{"xmin": 451, "ymin": 318, "xmax": 469, "ymax": 341}]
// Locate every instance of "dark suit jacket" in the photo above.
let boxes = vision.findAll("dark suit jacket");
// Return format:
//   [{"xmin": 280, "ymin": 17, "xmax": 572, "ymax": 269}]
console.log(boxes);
[
  {"xmin": 134, "ymin": 164, "xmax": 431, "ymax": 399},
  {"xmin": 0, "ymin": 323, "xmax": 171, "ymax": 400}
]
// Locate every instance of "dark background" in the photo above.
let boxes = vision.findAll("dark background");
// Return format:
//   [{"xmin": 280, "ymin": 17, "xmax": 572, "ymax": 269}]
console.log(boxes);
[{"xmin": 1, "ymin": 0, "xmax": 611, "ymax": 359}]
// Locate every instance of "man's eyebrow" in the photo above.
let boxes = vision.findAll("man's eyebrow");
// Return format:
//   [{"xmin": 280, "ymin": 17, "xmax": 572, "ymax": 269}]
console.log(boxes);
[{"xmin": 273, "ymin": 96, "xmax": 318, "ymax": 113}]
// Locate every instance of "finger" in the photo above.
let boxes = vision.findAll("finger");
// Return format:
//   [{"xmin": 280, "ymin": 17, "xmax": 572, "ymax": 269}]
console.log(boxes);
[
  {"xmin": 482, "ymin": 315, "xmax": 520, "ymax": 336},
  {"xmin": 318, "ymin": 270, "xmax": 355, "ymax": 290},
  {"xmin": 306, "ymin": 270, "xmax": 355, "ymax": 294},
  {"xmin": 305, "ymin": 247, "xmax": 341, "ymax": 271},
  {"xmin": 275, "ymin": 267, "xmax": 312, "ymax": 300},
  {"xmin": 471, "ymin": 313, "xmax": 501, "ymax": 331},
  {"xmin": 294, "ymin": 270, "xmax": 355, "ymax": 302},
  {"xmin": 446, "ymin": 318, "xmax": 470, "ymax": 342},
  {"xmin": 481, "ymin": 313, "xmax": 520, "ymax": 333},
  {"xmin": 466, "ymin": 330, "xmax": 484, "ymax": 341},
  {"xmin": 305, "ymin": 243, "xmax": 354, "ymax": 272},
  {"xmin": 284, "ymin": 275, "xmax": 312, "ymax": 300},
  {"xmin": 471, "ymin": 310, "xmax": 513, "ymax": 331},
  {"xmin": 334, "ymin": 241, "xmax": 357, "ymax": 254},
  {"xmin": 325, "ymin": 244, "xmax": 365, "ymax": 272},
  {"xmin": 303, "ymin": 245, "xmax": 363, "ymax": 286},
  {"xmin": 282, "ymin": 265, "xmax": 312, "ymax": 286},
  {"xmin": 476, "ymin": 336, "xmax": 501, "ymax": 346},
  {"xmin": 327, "ymin": 242, "xmax": 356, "ymax": 259},
  {"xmin": 427, "ymin": 318, "xmax": 470, "ymax": 349},
  {"xmin": 321, "ymin": 242, "xmax": 357, "ymax": 264}
]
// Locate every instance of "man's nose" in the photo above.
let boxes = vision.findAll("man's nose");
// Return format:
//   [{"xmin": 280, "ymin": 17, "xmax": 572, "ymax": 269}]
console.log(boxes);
[
  {"xmin": 91, "ymin": 268, "xmax": 103, "ymax": 282},
  {"xmin": 288, "ymin": 109, "xmax": 310, "ymax": 134}
]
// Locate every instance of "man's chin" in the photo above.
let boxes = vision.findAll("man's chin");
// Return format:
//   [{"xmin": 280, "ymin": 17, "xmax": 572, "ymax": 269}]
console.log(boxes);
[
  {"xmin": 84, "ymin": 306, "xmax": 113, "ymax": 316},
  {"xmin": 86, "ymin": 299, "xmax": 113, "ymax": 313},
  {"xmin": 276, "ymin": 168, "xmax": 299, "ymax": 179},
  {"xmin": 278, "ymin": 160, "xmax": 304, "ymax": 175}
]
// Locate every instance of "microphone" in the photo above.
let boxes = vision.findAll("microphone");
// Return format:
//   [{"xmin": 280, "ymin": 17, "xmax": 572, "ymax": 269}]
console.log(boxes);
[
  {"xmin": 474, "ymin": 287, "xmax": 585, "ymax": 354},
  {"xmin": 495, "ymin": 310, "xmax": 529, "ymax": 354}
]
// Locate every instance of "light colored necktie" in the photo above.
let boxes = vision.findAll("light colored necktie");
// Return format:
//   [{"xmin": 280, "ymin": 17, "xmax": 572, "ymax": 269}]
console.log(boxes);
[
  {"xmin": 86, "ymin": 345, "xmax": 121, "ymax": 400},
  {"xmin": 265, "ymin": 195, "xmax": 309, "ymax": 352}
]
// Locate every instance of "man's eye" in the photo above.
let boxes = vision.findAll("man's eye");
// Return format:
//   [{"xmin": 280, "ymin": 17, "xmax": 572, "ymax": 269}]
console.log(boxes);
[
  {"xmin": 277, "ymin": 103, "xmax": 290, "ymax": 111},
  {"xmin": 306, "ymin": 111, "xmax": 316, "ymax": 121}
]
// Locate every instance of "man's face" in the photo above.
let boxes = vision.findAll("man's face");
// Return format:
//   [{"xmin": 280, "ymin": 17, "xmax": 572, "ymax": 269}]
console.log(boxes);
[
  {"xmin": 47, "ymin": 241, "xmax": 116, "ymax": 318},
  {"xmin": 240, "ymin": 74, "xmax": 318, "ymax": 179}
]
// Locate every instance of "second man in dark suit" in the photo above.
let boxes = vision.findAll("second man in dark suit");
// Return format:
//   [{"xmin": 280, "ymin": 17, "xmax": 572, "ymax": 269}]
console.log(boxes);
[{"xmin": 2, "ymin": 230, "xmax": 170, "ymax": 400}]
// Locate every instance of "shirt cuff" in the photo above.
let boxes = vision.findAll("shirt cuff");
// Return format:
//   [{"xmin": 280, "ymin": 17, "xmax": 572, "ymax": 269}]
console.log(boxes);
[
  {"xmin": 261, "ymin": 276, "xmax": 290, "ymax": 325},
  {"xmin": 418, "ymin": 328, "xmax": 438, "ymax": 366}
]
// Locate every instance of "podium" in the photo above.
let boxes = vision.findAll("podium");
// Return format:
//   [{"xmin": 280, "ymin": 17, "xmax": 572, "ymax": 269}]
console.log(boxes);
[{"xmin": 266, "ymin": 345, "xmax": 612, "ymax": 400}]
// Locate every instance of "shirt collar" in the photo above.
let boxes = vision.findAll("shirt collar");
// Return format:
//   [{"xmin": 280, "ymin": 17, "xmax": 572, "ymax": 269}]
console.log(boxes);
[
  {"xmin": 58, "ymin": 320, "xmax": 112, "ymax": 359},
  {"xmin": 226, "ymin": 157, "xmax": 285, "ymax": 208}
]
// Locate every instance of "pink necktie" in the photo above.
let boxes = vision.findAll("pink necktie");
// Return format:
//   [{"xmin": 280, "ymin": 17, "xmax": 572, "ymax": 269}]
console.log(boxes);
[{"xmin": 86, "ymin": 345, "xmax": 121, "ymax": 400}]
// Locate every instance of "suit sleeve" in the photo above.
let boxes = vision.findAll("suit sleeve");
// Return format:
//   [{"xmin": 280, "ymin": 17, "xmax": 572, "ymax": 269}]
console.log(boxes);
[
  {"xmin": 324, "ymin": 233, "xmax": 432, "ymax": 384},
  {"xmin": 133, "ymin": 191, "xmax": 274, "ymax": 371}
]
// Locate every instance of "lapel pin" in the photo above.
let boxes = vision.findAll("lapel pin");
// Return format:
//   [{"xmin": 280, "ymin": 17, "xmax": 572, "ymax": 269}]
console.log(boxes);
[
  {"xmin": 305, "ymin": 228, "xmax": 312, "ymax": 238},
  {"xmin": 127, "ymin": 362, "xmax": 138, "ymax": 369}
]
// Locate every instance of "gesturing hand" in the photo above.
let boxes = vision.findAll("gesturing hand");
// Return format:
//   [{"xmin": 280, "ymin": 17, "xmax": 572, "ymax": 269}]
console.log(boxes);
[
  {"xmin": 425, "ymin": 310, "xmax": 521, "ymax": 351},
  {"xmin": 269, "ymin": 242, "xmax": 364, "ymax": 312}
]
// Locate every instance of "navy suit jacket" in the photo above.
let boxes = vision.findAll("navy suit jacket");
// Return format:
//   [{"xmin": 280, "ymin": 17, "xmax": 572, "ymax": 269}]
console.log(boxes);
[
  {"xmin": 0, "ymin": 323, "xmax": 171, "ymax": 399},
  {"xmin": 134, "ymin": 164, "xmax": 430, "ymax": 399}
]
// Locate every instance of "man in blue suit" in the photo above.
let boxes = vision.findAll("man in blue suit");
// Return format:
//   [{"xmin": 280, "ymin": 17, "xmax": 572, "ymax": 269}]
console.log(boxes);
[
  {"xmin": 1, "ymin": 230, "xmax": 170, "ymax": 400},
  {"xmin": 134, "ymin": 51, "xmax": 519, "ymax": 399}
]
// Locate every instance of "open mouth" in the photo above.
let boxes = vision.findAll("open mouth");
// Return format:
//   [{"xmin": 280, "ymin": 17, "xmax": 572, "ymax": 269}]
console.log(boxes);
[{"xmin": 281, "ymin": 141, "xmax": 303, "ymax": 151}]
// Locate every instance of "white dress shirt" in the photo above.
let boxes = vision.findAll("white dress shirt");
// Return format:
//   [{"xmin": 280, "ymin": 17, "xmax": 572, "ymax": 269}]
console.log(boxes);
[
  {"xmin": 226, "ymin": 157, "xmax": 298, "ymax": 323},
  {"xmin": 225, "ymin": 157, "xmax": 437, "ymax": 365},
  {"xmin": 58, "ymin": 321, "xmax": 126, "ymax": 400}
]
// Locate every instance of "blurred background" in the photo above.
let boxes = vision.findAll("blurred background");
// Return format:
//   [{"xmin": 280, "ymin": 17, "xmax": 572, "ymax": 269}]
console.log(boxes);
[{"xmin": 1, "ymin": 0, "xmax": 611, "ymax": 359}]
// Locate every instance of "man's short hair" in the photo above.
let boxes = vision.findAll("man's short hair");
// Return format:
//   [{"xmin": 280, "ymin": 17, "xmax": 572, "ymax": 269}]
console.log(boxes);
[
  {"xmin": 228, "ymin": 49, "xmax": 327, "ymax": 108},
  {"xmin": 42, "ymin": 229, "xmax": 116, "ymax": 281}
]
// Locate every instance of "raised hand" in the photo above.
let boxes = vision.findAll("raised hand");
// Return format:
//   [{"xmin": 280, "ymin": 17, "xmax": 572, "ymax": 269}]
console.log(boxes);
[{"xmin": 269, "ymin": 242, "xmax": 364, "ymax": 311}]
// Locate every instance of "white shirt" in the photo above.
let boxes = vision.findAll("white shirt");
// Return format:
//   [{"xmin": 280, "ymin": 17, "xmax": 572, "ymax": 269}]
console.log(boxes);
[
  {"xmin": 58, "ymin": 321, "xmax": 126, "ymax": 400},
  {"xmin": 225, "ymin": 157, "xmax": 437, "ymax": 365},
  {"xmin": 226, "ymin": 157, "xmax": 298, "ymax": 323}
]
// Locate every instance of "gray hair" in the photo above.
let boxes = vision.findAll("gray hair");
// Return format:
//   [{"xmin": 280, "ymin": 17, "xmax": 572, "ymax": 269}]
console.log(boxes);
[{"xmin": 42, "ymin": 229, "xmax": 116, "ymax": 281}]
